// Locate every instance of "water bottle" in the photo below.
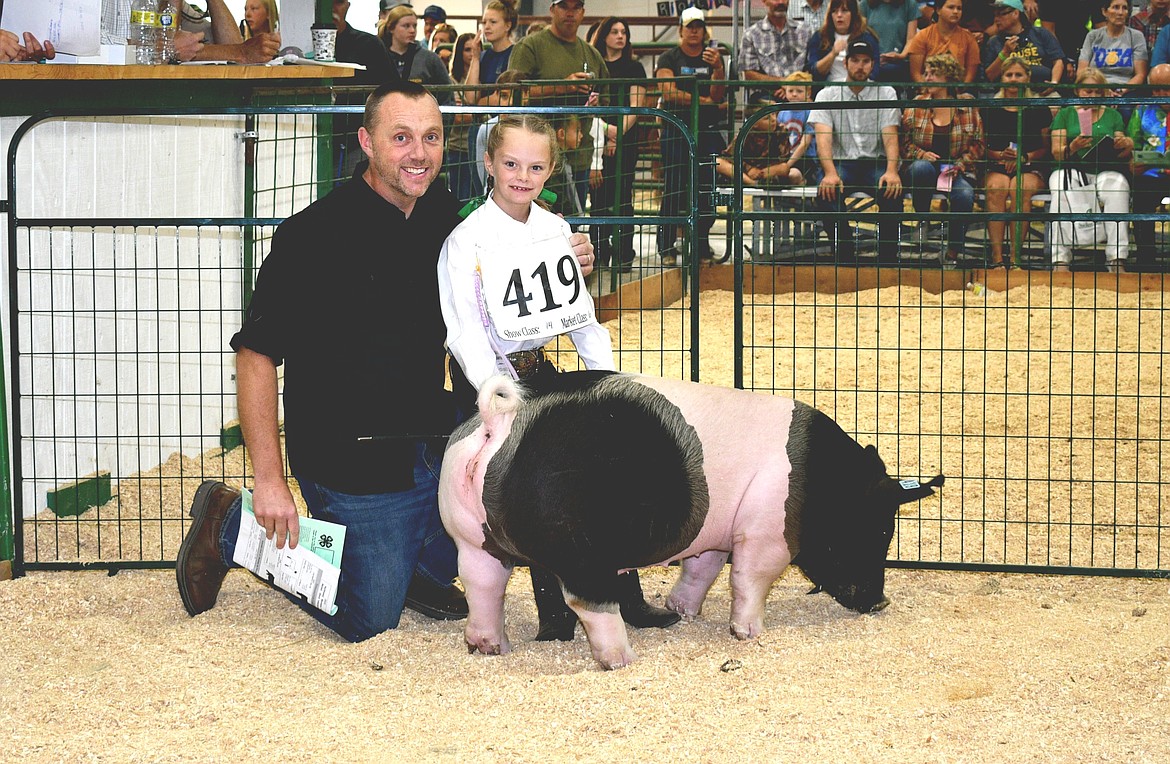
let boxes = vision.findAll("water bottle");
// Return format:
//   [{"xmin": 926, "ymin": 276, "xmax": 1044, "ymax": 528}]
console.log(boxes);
[
  {"xmin": 158, "ymin": 3, "xmax": 178, "ymax": 64},
  {"xmin": 130, "ymin": 0, "xmax": 158, "ymax": 64}
]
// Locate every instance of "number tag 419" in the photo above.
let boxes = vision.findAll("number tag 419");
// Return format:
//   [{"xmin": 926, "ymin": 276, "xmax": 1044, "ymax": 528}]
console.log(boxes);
[{"xmin": 477, "ymin": 234, "xmax": 598, "ymax": 343}]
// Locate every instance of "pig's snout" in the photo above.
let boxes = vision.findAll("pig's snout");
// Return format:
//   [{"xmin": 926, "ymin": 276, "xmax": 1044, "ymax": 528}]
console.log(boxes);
[{"xmin": 859, "ymin": 596, "xmax": 890, "ymax": 614}]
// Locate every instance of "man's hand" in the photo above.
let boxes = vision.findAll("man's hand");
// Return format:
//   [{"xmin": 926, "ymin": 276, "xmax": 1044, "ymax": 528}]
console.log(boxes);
[
  {"xmin": 589, "ymin": 169, "xmax": 603, "ymax": 189},
  {"xmin": 819, "ymin": 171, "xmax": 843, "ymax": 201},
  {"xmin": 174, "ymin": 30, "xmax": 206, "ymax": 62},
  {"xmin": 568, "ymin": 231, "xmax": 595, "ymax": 276},
  {"xmin": 252, "ymin": 479, "xmax": 301, "ymax": 549},
  {"xmin": 0, "ymin": 29, "xmax": 21, "ymax": 62},
  {"xmin": 566, "ymin": 71, "xmax": 593, "ymax": 95},
  {"xmin": 1, "ymin": 30, "xmax": 55, "ymax": 62},
  {"xmin": 879, "ymin": 170, "xmax": 902, "ymax": 198},
  {"xmin": 237, "ymin": 32, "xmax": 281, "ymax": 63},
  {"xmin": 919, "ymin": 150, "xmax": 941, "ymax": 162}
]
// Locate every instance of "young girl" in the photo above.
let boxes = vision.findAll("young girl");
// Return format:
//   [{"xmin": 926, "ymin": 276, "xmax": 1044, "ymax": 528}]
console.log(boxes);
[
  {"xmin": 440, "ymin": 114, "xmax": 611, "ymax": 401},
  {"xmin": 438, "ymin": 114, "xmax": 678, "ymax": 640}
]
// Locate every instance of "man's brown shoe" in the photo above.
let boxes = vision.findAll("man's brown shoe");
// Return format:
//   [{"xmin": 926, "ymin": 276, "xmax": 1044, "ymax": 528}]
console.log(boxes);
[{"xmin": 176, "ymin": 480, "xmax": 238, "ymax": 616}]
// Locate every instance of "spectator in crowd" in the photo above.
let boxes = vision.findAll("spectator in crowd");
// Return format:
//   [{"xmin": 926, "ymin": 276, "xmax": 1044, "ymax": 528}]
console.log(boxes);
[
  {"xmin": 333, "ymin": 0, "xmax": 392, "ymax": 84},
  {"xmin": 378, "ymin": 0, "xmax": 411, "ymax": 29},
  {"xmin": 716, "ymin": 72, "xmax": 819, "ymax": 187},
  {"xmin": 1148, "ymin": 12, "xmax": 1170, "ymax": 64},
  {"xmin": 861, "ymin": 0, "xmax": 921, "ymax": 84},
  {"xmin": 509, "ymin": 0, "xmax": 609, "ymax": 221},
  {"xmin": 378, "ymin": 4, "xmax": 453, "ymax": 97},
  {"xmin": 1079, "ymin": 0, "xmax": 1149, "ymax": 102},
  {"xmin": 589, "ymin": 16, "xmax": 649, "ymax": 270},
  {"xmin": 655, "ymin": 6, "xmax": 728, "ymax": 266},
  {"xmin": 806, "ymin": 0, "xmax": 882, "ymax": 82},
  {"xmin": 982, "ymin": 55, "xmax": 1052, "ymax": 267},
  {"xmin": 421, "ymin": 5, "xmax": 447, "ymax": 49},
  {"xmin": 905, "ymin": 0, "xmax": 981, "ymax": 82},
  {"xmin": 466, "ymin": 0, "xmax": 519, "ymax": 95},
  {"xmin": 1126, "ymin": 62, "xmax": 1170, "ymax": 263},
  {"xmin": 0, "ymin": 29, "xmax": 55, "ymax": 61},
  {"xmin": 331, "ymin": 0, "xmax": 395, "ymax": 180},
  {"xmin": 900, "ymin": 53, "xmax": 984, "ymax": 265},
  {"xmin": 1038, "ymin": 0, "xmax": 1099, "ymax": 65},
  {"xmin": 958, "ymin": 0, "xmax": 998, "ymax": 45},
  {"xmin": 1049, "ymin": 66, "xmax": 1135, "ymax": 271},
  {"xmin": 429, "ymin": 23, "xmax": 457, "ymax": 69},
  {"xmin": 1130, "ymin": 0, "xmax": 1170, "ymax": 52},
  {"xmin": 739, "ymin": 0, "xmax": 812, "ymax": 103},
  {"xmin": 809, "ymin": 38, "xmax": 903, "ymax": 263},
  {"xmin": 984, "ymin": 0, "xmax": 1066, "ymax": 90},
  {"xmin": 792, "ymin": 0, "xmax": 831, "ymax": 34},
  {"xmin": 240, "ymin": 0, "xmax": 279, "ymax": 40},
  {"xmin": 445, "ymin": 32, "xmax": 481, "ymax": 203}
]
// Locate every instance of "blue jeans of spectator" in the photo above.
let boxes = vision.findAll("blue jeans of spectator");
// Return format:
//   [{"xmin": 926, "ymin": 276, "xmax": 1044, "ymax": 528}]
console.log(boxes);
[
  {"xmin": 657, "ymin": 125, "xmax": 725, "ymax": 256},
  {"xmin": 816, "ymin": 158, "xmax": 901, "ymax": 260},
  {"xmin": 217, "ymin": 442, "xmax": 458, "ymax": 642},
  {"xmin": 590, "ymin": 136, "xmax": 639, "ymax": 264},
  {"xmin": 904, "ymin": 159, "xmax": 975, "ymax": 253}
]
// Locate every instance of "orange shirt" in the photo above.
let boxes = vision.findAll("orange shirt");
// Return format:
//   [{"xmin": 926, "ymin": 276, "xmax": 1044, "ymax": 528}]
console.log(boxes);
[{"xmin": 905, "ymin": 25, "xmax": 981, "ymax": 82}]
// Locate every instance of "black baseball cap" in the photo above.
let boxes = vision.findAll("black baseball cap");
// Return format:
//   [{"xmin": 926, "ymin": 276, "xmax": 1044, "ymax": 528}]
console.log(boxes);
[{"xmin": 846, "ymin": 39, "xmax": 876, "ymax": 60}]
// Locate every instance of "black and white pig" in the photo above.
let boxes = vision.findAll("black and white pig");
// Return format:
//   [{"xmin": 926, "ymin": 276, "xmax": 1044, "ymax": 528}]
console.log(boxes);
[{"xmin": 438, "ymin": 371, "xmax": 943, "ymax": 669}]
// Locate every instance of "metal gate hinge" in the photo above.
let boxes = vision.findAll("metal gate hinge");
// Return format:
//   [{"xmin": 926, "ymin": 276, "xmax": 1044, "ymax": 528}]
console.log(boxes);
[{"xmin": 237, "ymin": 130, "xmax": 259, "ymax": 143}]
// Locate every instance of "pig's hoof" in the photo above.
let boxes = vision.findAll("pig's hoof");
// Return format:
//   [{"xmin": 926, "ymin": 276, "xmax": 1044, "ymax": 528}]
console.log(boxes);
[
  {"xmin": 593, "ymin": 645, "xmax": 637, "ymax": 670},
  {"xmin": 665, "ymin": 596, "xmax": 702, "ymax": 620},
  {"xmin": 730, "ymin": 621, "xmax": 762, "ymax": 641},
  {"xmin": 465, "ymin": 633, "xmax": 511, "ymax": 656}
]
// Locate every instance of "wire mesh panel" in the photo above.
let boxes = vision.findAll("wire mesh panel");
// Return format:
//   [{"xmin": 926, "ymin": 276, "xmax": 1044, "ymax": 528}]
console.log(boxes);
[
  {"xmin": 5, "ymin": 96, "xmax": 702, "ymax": 570},
  {"xmin": 730, "ymin": 90, "xmax": 1170, "ymax": 577}
]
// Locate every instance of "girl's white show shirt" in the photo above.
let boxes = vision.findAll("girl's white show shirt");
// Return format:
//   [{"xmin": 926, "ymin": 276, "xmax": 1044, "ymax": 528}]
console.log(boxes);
[{"xmin": 438, "ymin": 195, "xmax": 615, "ymax": 390}]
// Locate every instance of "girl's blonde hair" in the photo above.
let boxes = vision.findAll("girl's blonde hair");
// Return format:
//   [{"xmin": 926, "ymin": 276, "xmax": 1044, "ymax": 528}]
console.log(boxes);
[
  {"xmin": 486, "ymin": 115, "xmax": 562, "ymax": 207},
  {"xmin": 1076, "ymin": 66, "xmax": 1108, "ymax": 87},
  {"xmin": 487, "ymin": 114, "xmax": 560, "ymax": 167}
]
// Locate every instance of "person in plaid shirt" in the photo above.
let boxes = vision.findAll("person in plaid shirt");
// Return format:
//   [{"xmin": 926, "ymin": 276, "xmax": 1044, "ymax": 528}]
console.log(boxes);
[
  {"xmin": 739, "ymin": 0, "xmax": 812, "ymax": 103},
  {"xmin": 900, "ymin": 52, "xmax": 985, "ymax": 265},
  {"xmin": 1130, "ymin": 0, "xmax": 1170, "ymax": 52}
]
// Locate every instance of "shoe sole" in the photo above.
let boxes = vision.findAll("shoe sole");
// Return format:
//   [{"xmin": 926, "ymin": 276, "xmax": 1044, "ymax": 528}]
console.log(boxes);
[
  {"xmin": 403, "ymin": 598, "xmax": 468, "ymax": 621},
  {"xmin": 175, "ymin": 480, "xmax": 221, "ymax": 617}
]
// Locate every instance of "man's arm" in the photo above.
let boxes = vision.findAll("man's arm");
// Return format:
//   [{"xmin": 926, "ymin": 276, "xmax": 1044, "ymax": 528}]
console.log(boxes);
[
  {"xmin": 879, "ymin": 122, "xmax": 902, "ymax": 198},
  {"xmin": 176, "ymin": 0, "xmax": 279, "ymax": 63},
  {"xmin": 203, "ymin": 0, "xmax": 244, "ymax": 45},
  {"xmin": 236, "ymin": 347, "xmax": 300, "ymax": 549},
  {"xmin": 814, "ymin": 121, "xmax": 841, "ymax": 200}
]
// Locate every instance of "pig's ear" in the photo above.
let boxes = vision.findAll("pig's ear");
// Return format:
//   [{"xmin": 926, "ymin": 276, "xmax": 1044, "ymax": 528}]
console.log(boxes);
[{"xmin": 888, "ymin": 474, "xmax": 945, "ymax": 505}]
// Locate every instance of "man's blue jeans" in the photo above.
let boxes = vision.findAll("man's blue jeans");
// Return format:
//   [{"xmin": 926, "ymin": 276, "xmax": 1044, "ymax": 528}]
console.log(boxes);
[
  {"xmin": 816, "ymin": 158, "xmax": 902, "ymax": 261},
  {"xmin": 904, "ymin": 159, "xmax": 975, "ymax": 254},
  {"xmin": 217, "ymin": 442, "xmax": 458, "ymax": 642}
]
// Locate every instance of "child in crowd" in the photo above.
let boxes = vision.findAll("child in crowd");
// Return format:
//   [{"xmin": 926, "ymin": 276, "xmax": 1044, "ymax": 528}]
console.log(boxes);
[
  {"xmin": 438, "ymin": 113, "xmax": 677, "ymax": 640},
  {"xmin": 474, "ymin": 69, "xmax": 527, "ymax": 190},
  {"xmin": 715, "ymin": 71, "xmax": 818, "ymax": 186}
]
